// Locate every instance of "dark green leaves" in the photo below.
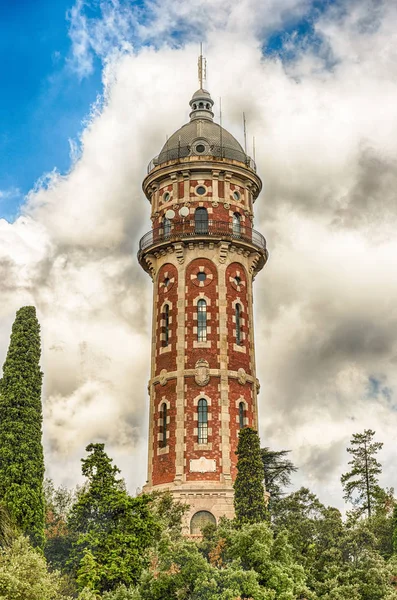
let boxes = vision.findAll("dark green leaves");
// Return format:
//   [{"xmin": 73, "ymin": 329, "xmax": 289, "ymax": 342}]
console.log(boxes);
[{"xmin": 0, "ymin": 306, "xmax": 45, "ymax": 548}]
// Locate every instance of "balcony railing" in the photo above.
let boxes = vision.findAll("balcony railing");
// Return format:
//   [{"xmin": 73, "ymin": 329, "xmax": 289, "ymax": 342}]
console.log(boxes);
[
  {"xmin": 147, "ymin": 144, "xmax": 257, "ymax": 174},
  {"xmin": 138, "ymin": 220, "xmax": 266, "ymax": 254}
]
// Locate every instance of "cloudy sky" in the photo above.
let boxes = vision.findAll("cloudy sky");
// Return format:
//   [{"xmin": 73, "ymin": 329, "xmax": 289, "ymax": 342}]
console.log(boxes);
[{"xmin": 1, "ymin": 0, "xmax": 396, "ymax": 509}]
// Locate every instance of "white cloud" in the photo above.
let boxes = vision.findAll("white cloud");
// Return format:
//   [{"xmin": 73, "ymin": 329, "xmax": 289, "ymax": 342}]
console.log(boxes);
[{"xmin": 1, "ymin": 0, "xmax": 397, "ymax": 507}]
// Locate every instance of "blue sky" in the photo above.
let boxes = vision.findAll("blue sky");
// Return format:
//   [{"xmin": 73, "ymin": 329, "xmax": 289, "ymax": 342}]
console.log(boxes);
[
  {"xmin": 0, "ymin": 0, "xmax": 102, "ymax": 220},
  {"xmin": 0, "ymin": 0, "xmax": 334, "ymax": 222}
]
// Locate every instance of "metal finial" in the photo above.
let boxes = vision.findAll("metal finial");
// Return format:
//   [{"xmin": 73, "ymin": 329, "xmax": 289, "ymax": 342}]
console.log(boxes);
[{"xmin": 198, "ymin": 43, "xmax": 206, "ymax": 89}]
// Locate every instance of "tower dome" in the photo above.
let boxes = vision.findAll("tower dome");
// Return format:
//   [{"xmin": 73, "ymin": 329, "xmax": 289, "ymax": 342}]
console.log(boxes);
[{"xmin": 153, "ymin": 88, "xmax": 255, "ymax": 171}]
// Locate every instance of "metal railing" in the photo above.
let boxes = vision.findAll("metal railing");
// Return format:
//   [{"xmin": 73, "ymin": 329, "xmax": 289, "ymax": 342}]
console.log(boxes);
[
  {"xmin": 147, "ymin": 144, "xmax": 256, "ymax": 173},
  {"xmin": 138, "ymin": 220, "xmax": 266, "ymax": 254}
]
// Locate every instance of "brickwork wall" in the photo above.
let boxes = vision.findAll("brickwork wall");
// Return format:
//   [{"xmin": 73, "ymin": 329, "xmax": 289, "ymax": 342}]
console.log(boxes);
[
  {"xmin": 225, "ymin": 263, "xmax": 251, "ymax": 373},
  {"xmin": 228, "ymin": 380, "xmax": 255, "ymax": 478},
  {"xmin": 185, "ymin": 258, "xmax": 219, "ymax": 370},
  {"xmin": 141, "ymin": 156, "xmax": 265, "ymax": 525},
  {"xmin": 152, "ymin": 379, "xmax": 177, "ymax": 486},
  {"xmin": 184, "ymin": 377, "xmax": 222, "ymax": 482},
  {"xmin": 156, "ymin": 263, "xmax": 178, "ymax": 375}
]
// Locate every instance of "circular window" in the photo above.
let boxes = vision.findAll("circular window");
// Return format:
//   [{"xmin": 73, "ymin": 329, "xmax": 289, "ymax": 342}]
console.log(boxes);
[
  {"xmin": 235, "ymin": 276, "xmax": 241, "ymax": 286},
  {"xmin": 195, "ymin": 144, "xmax": 206, "ymax": 153},
  {"xmin": 196, "ymin": 186, "xmax": 206, "ymax": 196},
  {"xmin": 163, "ymin": 192, "xmax": 170, "ymax": 202},
  {"xmin": 233, "ymin": 191, "xmax": 241, "ymax": 201},
  {"xmin": 164, "ymin": 278, "xmax": 170, "ymax": 287},
  {"xmin": 197, "ymin": 272, "xmax": 206, "ymax": 282}
]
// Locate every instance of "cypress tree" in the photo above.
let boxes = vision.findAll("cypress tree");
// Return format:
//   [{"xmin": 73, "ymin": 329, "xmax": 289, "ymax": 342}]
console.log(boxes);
[
  {"xmin": 234, "ymin": 427, "xmax": 267, "ymax": 523},
  {"xmin": 0, "ymin": 306, "xmax": 45, "ymax": 547}
]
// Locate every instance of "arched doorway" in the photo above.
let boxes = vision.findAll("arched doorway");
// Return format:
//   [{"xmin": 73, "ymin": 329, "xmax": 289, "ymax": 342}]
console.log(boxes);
[{"xmin": 190, "ymin": 510, "xmax": 216, "ymax": 535}]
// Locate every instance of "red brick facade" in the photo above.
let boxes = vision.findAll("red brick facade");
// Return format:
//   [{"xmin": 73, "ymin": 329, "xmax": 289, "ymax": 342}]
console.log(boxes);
[{"xmin": 139, "ymin": 87, "xmax": 267, "ymax": 530}]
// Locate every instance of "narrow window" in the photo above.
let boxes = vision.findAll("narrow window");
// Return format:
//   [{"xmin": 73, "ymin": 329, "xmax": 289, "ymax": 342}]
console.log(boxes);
[
  {"xmin": 164, "ymin": 304, "xmax": 170, "ymax": 346},
  {"xmin": 163, "ymin": 216, "xmax": 171, "ymax": 237},
  {"xmin": 198, "ymin": 399, "xmax": 208, "ymax": 444},
  {"xmin": 197, "ymin": 299, "xmax": 207, "ymax": 342},
  {"xmin": 235, "ymin": 303, "xmax": 242, "ymax": 345},
  {"xmin": 195, "ymin": 207, "xmax": 208, "ymax": 234},
  {"xmin": 160, "ymin": 403, "xmax": 167, "ymax": 447},
  {"xmin": 233, "ymin": 212, "xmax": 241, "ymax": 236},
  {"xmin": 239, "ymin": 402, "xmax": 245, "ymax": 429}
]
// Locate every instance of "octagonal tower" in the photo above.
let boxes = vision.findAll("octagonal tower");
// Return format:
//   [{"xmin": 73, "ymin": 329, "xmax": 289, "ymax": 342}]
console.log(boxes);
[{"xmin": 138, "ymin": 67, "xmax": 268, "ymax": 534}]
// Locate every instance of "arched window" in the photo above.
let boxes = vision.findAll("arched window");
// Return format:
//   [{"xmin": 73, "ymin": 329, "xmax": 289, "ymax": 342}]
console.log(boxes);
[
  {"xmin": 235, "ymin": 303, "xmax": 242, "ymax": 345},
  {"xmin": 164, "ymin": 304, "xmax": 170, "ymax": 346},
  {"xmin": 239, "ymin": 401, "xmax": 245, "ymax": 429},
  {"xmin": 198, "ymin": 399, "xmax": 208, "ymax": 444},
  {"xmin": 160, "ymin": 402, "xmax": 167, "ymax": 448},
  {"xmin": 195, "ymin": 207, "xmax": 208, "ymax": 234},
  {"xmin": 163, "ymin": 216, "xmax": 171, "ymax": 237},
  {"xmin": 197, "ymin": 299, "xmax": 207, "ymax": 342},
  {"xmin": 233, "ymin": 212, "xmax": 241, "ymax": 236},
  {"xmin": 190, "ymin": 510, "xmax": 216, "ymax": 535}
]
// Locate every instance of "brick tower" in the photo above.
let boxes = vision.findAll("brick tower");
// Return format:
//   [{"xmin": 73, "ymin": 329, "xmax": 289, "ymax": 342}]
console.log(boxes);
[{"xmin": 138, "ymin": 57, "xmax": 267, "ymax": 534}]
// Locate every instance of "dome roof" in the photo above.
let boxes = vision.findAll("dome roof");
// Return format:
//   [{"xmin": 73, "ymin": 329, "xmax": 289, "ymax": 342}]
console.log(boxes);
[{"xmin": 153, "ymin": 88, "xmax": 254, "ymax": 170}]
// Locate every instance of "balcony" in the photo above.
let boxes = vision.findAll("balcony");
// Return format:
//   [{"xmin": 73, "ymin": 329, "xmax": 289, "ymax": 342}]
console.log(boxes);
[{"xmin": 138, "ymin": 220, "xmax": 267, "ymax": 256}]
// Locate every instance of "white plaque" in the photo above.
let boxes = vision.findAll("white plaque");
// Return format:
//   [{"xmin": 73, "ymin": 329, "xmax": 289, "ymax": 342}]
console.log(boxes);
[{"xmin": 190, "ymin": 457, "xmax": 216, "ymax": 473}]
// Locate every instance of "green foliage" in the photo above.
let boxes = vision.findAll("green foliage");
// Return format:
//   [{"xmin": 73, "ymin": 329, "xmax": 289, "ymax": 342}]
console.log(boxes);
[
  {"xmin": 0, "ymin": 535, "xmax": 71, "ymax": 600},
  {"xmin": 261, "ymin": 447, "xmax": 297, "ymax": 507},
  {"xmin": 393, "ymin": 503, "xmax": 397, "ymax": 555},
  {"xmin": 131, "ymin": 533, "xmax": 270, "ymax": 600},
  {"xmin": 44, "ymin": 478, "xmax": 76, "ymax": 570},
  {"xmin": 146, "ymin": 490, "xmax": 188, "ymax": 540},
  {"xmin": 102, "ymin": 585, "xmax": 137, "ymax": 599},
  {"xmin": 0, "ymin": 306, "xmax": 45, "ymax": 547},
  {"xmin": 234, "ymin": 427, "xmax": 267, "ymax": 523},
  {"xmin": 0, "ymin": 504, "xmax": 17, "ymax": 549},
  {"xmin": 366, "ymin": 488, "xmax": 395, "ymax": 559},
  {"xmin": 341, "ymin": 429, "xmax": 383, "ymax": 518},
  {"xmin": 68, "ymin": 443, "xmax": 161, "ymax": 594}
]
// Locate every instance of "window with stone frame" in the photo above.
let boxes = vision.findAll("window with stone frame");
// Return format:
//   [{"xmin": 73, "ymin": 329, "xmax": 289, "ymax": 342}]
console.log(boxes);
[
  {"xmin": 164, "ymin": 304, "xmax": 170, "ymax": 346},
  {"xmin": 160, "ymin": 402, "xmax": 167, "ymax": 448},
  {"xmin": 197, "ymin": 299, "xmax": 207, "ymax": 342},
  {"xmin": 198, "ymin": 398, "xmax": 208, "ymax": 444}
]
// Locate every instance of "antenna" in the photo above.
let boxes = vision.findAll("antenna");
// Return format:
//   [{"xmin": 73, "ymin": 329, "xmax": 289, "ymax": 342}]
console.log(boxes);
[
  {"xmin": 253, "ymin": 136, "xmax": 256, "ymax": 163},
  {"xmin": 243, "ymin": 112, "xmax": 247, "ymax": 154},
  {"xmin": 198, "ymin": 43, "xmax": 207, "ymax": 89}
]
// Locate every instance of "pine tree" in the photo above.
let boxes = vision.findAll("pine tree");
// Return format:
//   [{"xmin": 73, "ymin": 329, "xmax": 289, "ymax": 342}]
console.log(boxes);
[
  {"xmin": 341, "ymin": 429, "xmax": 383, "ymax": 518},
  {"xmin": 234, "ymin": 427, "xmax": 267, "ymax": 523},
  {"xmin": 261, "ymin": 447, "xmax": 297, "ymax": 504},
  {"xmin": 0, "ymin": 306, "xmax": 45, "ymax": 547}
]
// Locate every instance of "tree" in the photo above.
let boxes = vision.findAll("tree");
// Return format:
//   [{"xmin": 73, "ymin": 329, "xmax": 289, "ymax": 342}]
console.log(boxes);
[
  {"xmin": 234, "ymin": 428, "xmax": 267, "ymax": 523},
  {"xmin": 393, "ymin": 503, "xmax": 397, "ymax": 555},
  {"xmin": 67, "ymin": 443, "xmax": 161, "ymax": 593},
  {"xmin": 0, "ymin": 504, "xmax": 16, "ymax": 549},
  {"xmin": 260, "ymin": 447, "xmax": 297, "ymax": 505},
  {"xmin": 341, "ymin": 429, "xmax": 383, "ymax": 518},
  {"xmin": 44, "ymin": 479, "xmax": 75, "ymax": 570},
  {"xmin": 0, "ymin": 535, "xmax": 71, "ymax": 600},
  {"xmin": 0, "ymin": 306, "xmax": 45, "ymax": 547}
]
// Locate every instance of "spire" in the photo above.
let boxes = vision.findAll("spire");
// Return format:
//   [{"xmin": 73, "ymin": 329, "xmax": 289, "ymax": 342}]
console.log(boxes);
[
  {"xmin": 189, "ymin": 44, "xmax": 214, "ymax": 121},
  {"xmin": 198, "ymin": 42, "xmax": 206, "ymax": 89}
]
